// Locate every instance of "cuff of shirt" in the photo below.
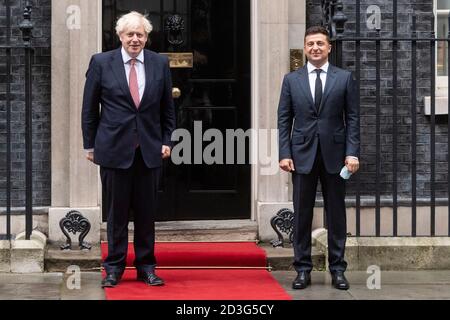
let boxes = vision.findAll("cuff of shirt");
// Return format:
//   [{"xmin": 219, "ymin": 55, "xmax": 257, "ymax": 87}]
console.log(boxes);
[
  {"xmin": 85, "ymin": 148, "xmax": 94, "ymax": 153},
  {"xmin": 346, "ymin": 156, "xmax": 358, "ymax": 161}
]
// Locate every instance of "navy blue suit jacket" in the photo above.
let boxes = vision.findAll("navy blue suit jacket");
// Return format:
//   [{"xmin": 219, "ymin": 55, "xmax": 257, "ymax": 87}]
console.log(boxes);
[
  {"xmin": 82, "ymin": 48, "xmax": 176, "ymax": 169},
  {"xmin": 277, "ymin": 64, "xmax": 360, "ymax": 174}
]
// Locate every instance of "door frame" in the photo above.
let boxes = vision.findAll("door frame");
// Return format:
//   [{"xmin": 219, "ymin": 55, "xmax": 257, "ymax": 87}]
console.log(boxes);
[
  {"xmin": 96, "ymin": 0, "xmax": 258, "ymax": 221},
  {"xmin": 250, "ymin": 0, "xmax": 258, "ymax": 221}
]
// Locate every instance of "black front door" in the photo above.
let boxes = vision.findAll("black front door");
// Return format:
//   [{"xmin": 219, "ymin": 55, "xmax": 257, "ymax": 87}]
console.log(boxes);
[{"xmin": 102, "ymin": 0, "xmax": 251, "ymax": 221}]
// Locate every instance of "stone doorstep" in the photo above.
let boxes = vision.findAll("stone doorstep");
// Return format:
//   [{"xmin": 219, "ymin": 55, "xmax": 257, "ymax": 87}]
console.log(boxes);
[
  {"xmin": 0, "ymin": 240, "xmax": 11, "ymax": 273},
  {"xmin": 48, "ymin": 220, "xmax": 258, "ymax": 272},
  {"xmin": 45, "ymin": 242, "xmax": 326, "ymax": 272},
  {"xmin": 10, "ymin": 231, "xmax": 47, "ymax": 273},
  {"xmin": 153, "ymin": 220, "xmax": 259, "ymax": 243},
  {"xmin": 45, "ymin": 244, "xmax": 102, "ymax": 272},
  {"xmin": 261, "ymin": 244, "xmax": 326, "ymax": 271},
  {"xmin": 101, "ymin": 220, "xmax": 259, "ymax": 242},
  {"xmin": 315, "ymin": 232, "xmax": 450, "ymax": 271}
]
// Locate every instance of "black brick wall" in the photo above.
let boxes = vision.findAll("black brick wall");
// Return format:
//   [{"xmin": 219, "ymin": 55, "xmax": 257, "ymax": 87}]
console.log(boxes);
[
  {"xmin": 0, "ymin": 0, "xmax": 51, "ymax": 207},
  {"xmin": 307, "ymin": 0, "xmax": 448, "ymax": 201}
]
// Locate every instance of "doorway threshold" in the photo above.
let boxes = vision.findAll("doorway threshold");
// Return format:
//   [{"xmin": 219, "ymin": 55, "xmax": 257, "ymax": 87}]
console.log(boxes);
[{"xmin": 101, "ymin": 219, "xmax": 258, "ymax": 242}]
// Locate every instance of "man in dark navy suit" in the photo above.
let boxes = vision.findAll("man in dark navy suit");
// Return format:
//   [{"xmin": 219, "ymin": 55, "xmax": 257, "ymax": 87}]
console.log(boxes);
[
  {"xmin": 82, "ymin": 11, "xmax": 175, "ymax": 288},
  {"xmin": 278, "ymin": 26, "xmax": 360, "ymax": 290}
]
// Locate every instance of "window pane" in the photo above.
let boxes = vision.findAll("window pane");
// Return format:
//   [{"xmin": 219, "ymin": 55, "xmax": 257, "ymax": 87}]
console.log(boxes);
[
  {"xmin": 438, "ymin": 0, "xmax": 450, "ymax": 10},
  {"xmin": 437, "ymin": 13, "xmax": 448, "ymax": 76}
]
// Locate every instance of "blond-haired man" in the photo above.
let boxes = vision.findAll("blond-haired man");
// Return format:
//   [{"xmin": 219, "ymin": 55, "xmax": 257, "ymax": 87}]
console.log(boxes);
[{"xmin": 82, "ymin": 11, "xmax": 175, "ymax": 288}]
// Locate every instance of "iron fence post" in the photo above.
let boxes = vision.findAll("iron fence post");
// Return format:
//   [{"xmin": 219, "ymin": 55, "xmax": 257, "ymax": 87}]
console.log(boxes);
[{"xmin": 19, "ymin": 1, "xmax": 34, "ymax": 240}]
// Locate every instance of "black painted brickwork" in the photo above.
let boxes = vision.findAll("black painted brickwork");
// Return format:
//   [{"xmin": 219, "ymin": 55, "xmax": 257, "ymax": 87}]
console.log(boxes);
[{"xmin": 0, "ymin": 0, "xmax": 51, "ymax": 207}]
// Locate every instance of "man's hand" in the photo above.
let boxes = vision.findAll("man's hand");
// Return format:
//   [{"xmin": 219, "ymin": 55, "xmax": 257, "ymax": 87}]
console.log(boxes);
[
  {"xmin": 279, "ymin": 159, "xmax": 295, "ymax": 172},
  {"xmin": 345, "ymin": 156, "xmax": 359, "ymax": 173},
  {"xmin": 86, "ymin": 151, "xmax": 94, "ymax": 163},
  {"xmin": 162, "ymin": 145, "xmax": 171, "ymax": 159}
]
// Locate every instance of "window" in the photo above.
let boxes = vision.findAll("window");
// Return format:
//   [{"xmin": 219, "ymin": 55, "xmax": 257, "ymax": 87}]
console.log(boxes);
[
  {"xmin": 437, "ymin": 11, "xmax": 448, "ymax": 76},
  {"xmin": 436, "ymin": 0, "xmax": 449, "ymax": 94},
  {"xmin": 424, "ymin": 0, "xmax": 449, "ymax": 114},
  {"xmin": 437, "ymin": 1, "xmax": 449, "ymax": 75}
]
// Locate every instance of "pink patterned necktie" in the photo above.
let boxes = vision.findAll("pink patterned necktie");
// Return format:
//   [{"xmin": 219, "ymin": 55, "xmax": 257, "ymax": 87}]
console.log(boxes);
[{"xmin": 129, "ymin": 58, "xmax": 140, "ymax": 108}]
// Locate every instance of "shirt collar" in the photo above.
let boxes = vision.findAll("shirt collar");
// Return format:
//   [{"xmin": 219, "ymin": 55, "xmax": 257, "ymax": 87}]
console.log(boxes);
[
  {"xmin": 307, "ymin": 61, "xmax": 329, "ymax": 74},
  {"xmin": 121, "ymin": 47, "xmax": 144, "ymax": 64}
]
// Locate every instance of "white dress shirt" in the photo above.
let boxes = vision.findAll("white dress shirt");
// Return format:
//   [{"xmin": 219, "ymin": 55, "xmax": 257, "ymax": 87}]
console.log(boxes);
[{"xmin": 307, "ymin": 61, "xmax": 328, "ymax": 102}]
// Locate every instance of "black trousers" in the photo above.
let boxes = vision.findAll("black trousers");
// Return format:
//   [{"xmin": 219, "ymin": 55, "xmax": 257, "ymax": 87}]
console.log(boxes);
[
  {"xmin": 292, "ymin": 146, "xmax": 348, "ymax": 273},
  {"xmin": 100, "ymin": 148, "xmax": 161, "ymax": 274}
]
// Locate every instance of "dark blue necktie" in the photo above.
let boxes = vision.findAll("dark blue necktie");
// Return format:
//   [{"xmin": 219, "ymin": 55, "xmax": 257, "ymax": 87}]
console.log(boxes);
[{"xmin": 314, "ymin": 69, "xmax": 322, "ymax": 112}]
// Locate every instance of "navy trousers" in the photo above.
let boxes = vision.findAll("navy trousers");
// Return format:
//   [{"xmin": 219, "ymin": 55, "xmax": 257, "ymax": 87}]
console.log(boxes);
[
  {"xmin": 292, "ymin": 146, "xmax": 348, "ymax": 273},
  {"xmin": 101, "ymin": 148, "xmax": 161, "ymax": 274}
]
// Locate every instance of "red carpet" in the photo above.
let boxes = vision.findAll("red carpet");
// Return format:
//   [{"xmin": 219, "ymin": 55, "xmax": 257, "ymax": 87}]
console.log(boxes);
[
  {"xmin": 101, "ymin": 242, "xmax": 291, "ymax": 300},
  {"xmin": 103, "ymin": 269, "xmax": 291, "ymax": 300},
  {"xmin": 101, "ymin": 242, "xmax": 267, "ymax": 267}
]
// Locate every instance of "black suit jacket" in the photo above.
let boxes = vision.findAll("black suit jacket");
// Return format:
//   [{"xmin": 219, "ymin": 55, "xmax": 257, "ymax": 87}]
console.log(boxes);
[
  {"xmin": 278, "ymin": 64, "xmax": 360, "ymax": 174},
  {"xmin": 82, "ymin": 48, "xmax": 176, "ymax": 169}
]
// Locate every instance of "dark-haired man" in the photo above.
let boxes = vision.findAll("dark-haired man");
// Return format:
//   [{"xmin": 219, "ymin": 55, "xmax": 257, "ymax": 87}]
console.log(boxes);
[{"xmin": 278, "ymin": 26, "xmax": 360, "ymax": 290}]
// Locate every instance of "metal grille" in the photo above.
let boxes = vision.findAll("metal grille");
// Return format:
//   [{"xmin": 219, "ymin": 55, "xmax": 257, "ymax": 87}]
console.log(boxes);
[
  {"xmin": 0, "ymin": 0, "xmax": 35, "ymax": 240},
  {"xmin": 321, "ymin": 0, "xmax": 450, "ymax": 237}
]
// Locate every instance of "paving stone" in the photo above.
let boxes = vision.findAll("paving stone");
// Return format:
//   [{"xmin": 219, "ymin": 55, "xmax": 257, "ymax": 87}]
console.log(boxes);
[
  {"xmin": 1, "ymin": 270, "xmax": 450, "ymax": 300},
  {"xmin": 340, "ymin": 270, "xmax": 450, "ymax": 285},
  {"xmin": 271, "ymin": 271, "xmax": 354, "ymax": 300},
  {"xmin": 60, "ymin": 272, "xmax": 105, "ymax": 300},
  {"xmin": 271, "ymin": 270, "xmax": 450, "ymax": 300},
  {"xmin": 348, "ymin": 284, "xmax": 450, "ymax": 300},
  {"xmin": 0, "ymin": 283, "xmax": 60, "ymax": 300},
  {"xmin": 0, "ymin": 272, "xmax": 62, "ymax": 284}
]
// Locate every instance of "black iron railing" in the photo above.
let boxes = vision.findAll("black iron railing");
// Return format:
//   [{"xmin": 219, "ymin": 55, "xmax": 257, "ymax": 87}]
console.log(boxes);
[
  {"xmin": 321, "ymin": 0, "xmax": 450, "ymax": 237},
  {"xmin": 1, "ymin": 0, "xmax": 35, "ymax": 240}
]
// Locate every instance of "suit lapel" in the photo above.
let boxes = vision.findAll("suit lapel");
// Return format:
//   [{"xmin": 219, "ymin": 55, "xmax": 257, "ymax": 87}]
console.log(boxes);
[
  {"xmin": 296, "ymin": 66, "xmax": 315, "ymax": 110},
  {"xmin": 138, "ymin": 50, "xmax": 154, "ymax": 109},
  {"xmin": 318, "ymin": 64, "xmax": 337, "ymax": 114},
  {"xmin": 110, "ymin": 48, "xmax": 136, "ymax": 110}
]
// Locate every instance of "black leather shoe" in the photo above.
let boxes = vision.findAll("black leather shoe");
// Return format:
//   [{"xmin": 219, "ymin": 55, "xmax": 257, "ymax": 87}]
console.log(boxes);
[
  {"xmin": 292, "ymin": 271, "xmax": 311, "ymax": 289},
  {"xmin": 331, "ymin": 271, "xmax": 350, "ymax": 290},
  {"xmin": 137, "ymin": 270, "xmax": 165, "ymax": 286},
  {"xmin": 101, "ymin": 272, "xmax": 122, "ymax": 288}
]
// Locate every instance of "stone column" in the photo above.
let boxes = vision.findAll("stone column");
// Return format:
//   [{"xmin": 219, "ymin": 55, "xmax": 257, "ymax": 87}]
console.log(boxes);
[
  {"xmin": 253, "ymin": 0, "xmax": 290, "ymax": 241},
  {"xmin": 49, "ymin": 0, "xmax": 102, "ymax": 246}
]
